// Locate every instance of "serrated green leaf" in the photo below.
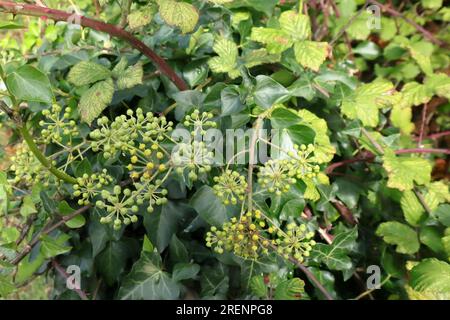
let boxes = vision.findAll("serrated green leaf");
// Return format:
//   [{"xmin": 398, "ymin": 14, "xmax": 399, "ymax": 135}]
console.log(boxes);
[
  {"xmin": 128, "ymin": 4, "xmax": 157, "ymax": 29},
  {"xmin": 243, "ymin": 49, "xmax": 280, "ymax": 68},
  {"xmin": 208, "ymin": 37, "xmax": 240, "ymax": 79},
  {"xmin": 118, "ymin": 252, "xmax": 180, "ymax": 299},
  {"xmin": 422, "ymin": 0, "xmax": 443, "ymax": 9},
  {"xmin": 376, "ymin": 221, "xmax": 420, "ymax": 254},
  {"xmin": 294, "ymin": 41, "xmax": 329, "ymax": 72},
  {"xmin": 250, "ymin": 275, "xmax": 267, "ymax": 298},
  {"xmin": 278, "ymin": 10, "xmax": 311, "ymax": 41},
  {"xmin": 390, "ymin": 102, "xmax": 414, "ymax": 134},
  {"xmin": 401, "ymin": 82, "xmax": 433, "ymax": 107},
  {"xmin": 410, "ymin": 258, "xmax": 450, "ymax": 293},
  {"xmin": 79, "ymin": 78, "xmax": 114, "ymax": 125},
  {"xmin": 401, "ymin": 191, "xmax": 426, "ymax": 226},
  {"xmin": 6, "ymin": 65, "xmax": 54, "ymax": 104},
  {"xmin": 274, "ymin": 278, "xmax": 305, "ymax": 300},
  {"xmin": 158, "ymin": 0, "xmax": 199, "ymax": 34},
  {"xmin": 116, "ymin": 63, "xmax": 143, "ymax": 90},
  {"xmin": 67, "ymin": 61, "xmax": 112, "ymax": 86},
  {"xmin": 341, "ymin": 79, "xmax": 396, "ymax": 127},
  {"xmin": 382, "ymin": 149, "xmax": 432, "ymax": 191},
  {"xmin": 425, "ymin": 73, "xmax": 450, "ymax": 100},
  {"xmin": 250, "ymin": 27, "xmax": 292, "ymax": 54}
]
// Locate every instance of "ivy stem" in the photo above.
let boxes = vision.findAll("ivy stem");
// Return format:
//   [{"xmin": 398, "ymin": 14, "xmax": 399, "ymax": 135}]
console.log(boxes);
[
  {"xmin": 268, "ymin": 243, "xmax": 334, "ymax": 300},
  {"xmin": 0, "ymin": 1, "xmax": 188, "ymax": 91},
  {"xmin": 18, "ymin": 125, "xmax": 78, "ymax": 184}
]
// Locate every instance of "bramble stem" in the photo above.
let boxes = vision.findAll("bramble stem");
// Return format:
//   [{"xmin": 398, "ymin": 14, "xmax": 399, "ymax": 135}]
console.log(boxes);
[{"xmin": 0, "ymin": 1, "xmax": 188, "ymax": 91}]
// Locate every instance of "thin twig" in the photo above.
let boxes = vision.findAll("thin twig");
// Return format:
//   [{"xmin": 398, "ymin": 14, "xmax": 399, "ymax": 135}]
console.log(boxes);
[
  {"xmin": 418, "ymin": 103, "xmax": 428, "ymax": 147},
  {"xmin": 11, "ymin": 205, "xmax": 91, "ymax": 265},
  {"xmin": 368, "ymin": 0, "xmax": 447, "ymax": 48},
  {"xmin": 52, "ymin": 260, "xmax": 89, "ymax": 300}
]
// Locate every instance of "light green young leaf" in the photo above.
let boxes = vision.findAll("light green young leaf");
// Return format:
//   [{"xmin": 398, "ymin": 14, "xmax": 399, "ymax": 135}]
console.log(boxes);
[
  {"xmin": 158, "ymin": 0, "xmax": 199, "ymax": 34},
  {"xmin": 67, "ymin": 61, "xmax": 112, "ymax": 86},
  {"xmin": 294, "ymin": 41, "xmax": 329, "ymax": 72},
  {"xmin": 401, "ymin": 191, "xmax": 426, "ymax": 226},
  {"xmin": 79, "ymin": 78, "xmax": 114, "ymax": 125},
  {"xmin": 408, "ymin": 42, "xmax": 434, "ymax": 75},
  {"xmin": 341, "ymin": 79, "xmax": 396, "ymax": 127},
  {"xmin": 425, "ymin": 73, "xmax": 450, "ymax": 100},
  {"xmin": 250, "ymin": 27, "xmax": 292, "ymax": 54},
  {"xmin": 401, "ymin": 82, "xmax": 433, "ymax": 107},
  {"xmin": 208, "ymin": 37, "xmax": 240, "ymax": 79},
  {"xmin": 390, "ymin": 103, "xmax": 414, "ymax": 135},
  {"xmin": 422, "ymin": 0, "xmax": 443, "ymax": 10},
  {"xmin": 274, "ymin": 278, "xmax": 305, "ymax": 300},
  {"xmin": 278, "ymin": 10, "xmax": 311, "ymax": 41},
  {"xmin": 243, "ymin": 49, "xmax": 280, "ymax": 69},
  {"xmin": 40, "ymin": 234, "xmax": 72, "ymax": 259},
  {"xmin": 382, "ymin": 149, "xmax": 432, "ymax": 191},
  {"xmin": 376, "ymin": 221, "xmax": 420, "ymax": 254},
  {"xmin": 116, "ymin": 63, "xmax": 143, "ymax": 90},
  {"xmin": 128, "ymin": 4, "xmax": 157, "ymax": 29},
  {"xmin": 410, "ymin": 258, "xmax": 450, "ymax": 293}
]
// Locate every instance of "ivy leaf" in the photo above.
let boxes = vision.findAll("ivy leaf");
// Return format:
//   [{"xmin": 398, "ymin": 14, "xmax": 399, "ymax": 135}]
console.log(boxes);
[
  {"xmin": 118, "ymin": 252, "xmax": 180, "ymax": 299},
  {"xmin": 6, "ymin": 65, "xmax": 54, "ymax": 104},
  {"xmin": 293, "ymin": 41, "xmax": 329, "ymax": 72},
  {"xmin": 20, "ymin": 195, "xmax": 37, "ymax": 217},
  {"xmin": 96, "ymin": 240, "xmax": 129, "ymax": 286},
  {"xmin": 0, "ymin": 21, "xmax": 24, "ymax": 29},
  {"xmin": 172, "ymin": 263, "xmax": 200, "ymax": 282},
  {"xmin": 158, "ymin": 0, "xmax": 199, "ymax": 34},
  {"xmin": 67, "ymin": 61, "xmax": 112, "ymax": 86},
  {"xmin": 311, "ymin": 228, "xmax": 358, "ymax": 272},
  {"xmin": 58, "ymin": 201, "xmax": 86, "ymax": 229},
  {"xmin": 410, "ymin": 258, "xmax": 450, "ymax": 293},
  {"xmin": 341, "ymin": 79, "xmax": 396, "ymax": 127},
  {"xmin": 382, "ymin": 149, "xmax": 432, "ymax": 191},
  {"xmin": 116, "ymin": 62, "xmax": 143, "ymax": 90},
  {"xmin": 79, "ymin": 78, "xmax": 114, "ymax": 125},
  {"xmin": 274, "ymin": 278, "xmax": 305, "ymax": 300},
  {"xmin": 253, "ymin": 75, "xmax": 289, "ymax": 109},
  {"xmin": 40, "ymin": 234, "xmax": 72, "ymax": 259},
  {"xmin": 208, "ymin": 37, "xmax": 240, "ymax": 79},
  {"xmin": 190, "ymin": 186, "xmax": 228, "ymax": 227},
  {"xmin": 128, "ymin": 4, "xmax": 157, "ymax": 29},
  {"xmin": 376, "ymin": 221, "xmax": 420, "ymax": 254}
]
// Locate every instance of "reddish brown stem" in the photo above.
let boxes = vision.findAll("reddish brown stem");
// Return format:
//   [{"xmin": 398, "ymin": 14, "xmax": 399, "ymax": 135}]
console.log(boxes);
[
  {"xmin": 0, "ymin": 1, "xmax": 188, "ymax": 91},
  {"xmin": 418, "ymin": 103, "xmax": 428, "ymax": 147},
  {"xmin": 52, "ymin": 260, "xmax": 89, "ymax": 300},
  {"xmin": 368, "ymin": 0, "xmax": 448, "ymax": 48},
  {"xmin": 326, "ymin": 148, "xmax": 450, "ymax": 174},
  {"xmin": 414, "ymin": 131, "xmax": 450, "ymax": 141}
]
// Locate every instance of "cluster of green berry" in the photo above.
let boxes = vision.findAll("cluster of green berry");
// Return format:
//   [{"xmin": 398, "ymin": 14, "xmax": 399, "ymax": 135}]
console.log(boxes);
[
  {"xmin": 132, "ymin": 176, "xmax": 168, "ymax": 213},
  {"xmin": 96, "ymin": 186, "xmax": 139, "ymax": 230},
  {"xmin": 72, "ymin": 170, "xmax": 113, "ymax": 205},
  {"xmin": 206, "ymin": 210, "xmax": 269, "ymax": 260},
  {"xmin": 39, "ymin": 104, "xmax": 78, "ymax": 145},
  {"xmin": 258, "ymin": 144, "xmax": 321, "ymax": 195},
  {"xmin": 213, "ymin": 170, "xmax": 247, "ymax": 205},
  {"xmin": 183, "ymin": 110, "xmax": 217, "ymax": 136},
  {"xmin": 89, "ymin": 108, "xmax": 173, "ymax": 159},
  {"xmin": 275, "ymin": 223, "xmax": 316, "ymax": 262},
  {"xmin": 172, "ymin": 141, "xmax": 213, "ymax": 181},
  {"xmin": 206, "ymin": 210, "xmax": 317, "ymax": 263},
  {"xmin": 9, "ymin": 143, "xmax": 52, "ymax": 186}
]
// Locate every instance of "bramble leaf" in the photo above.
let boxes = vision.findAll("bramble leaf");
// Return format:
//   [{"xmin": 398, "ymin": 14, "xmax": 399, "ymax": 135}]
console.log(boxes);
[
  {"xmin": 382, "ymin": 149, "xmax": 432, "ymax": 191},
  {"xmin": 158, "ymin": 0, "xmax": 199, "ymax": 34},
  {"xmin": 67, "ymin": 61, "xmax": 112, "ymax": 86},
  {"xmin": 376, "ymin": 222, "xmax": 420, "ymax": 254},
  {"xmin": 79, "ymin": 78, "xmax": 114, "ymax": 125}
]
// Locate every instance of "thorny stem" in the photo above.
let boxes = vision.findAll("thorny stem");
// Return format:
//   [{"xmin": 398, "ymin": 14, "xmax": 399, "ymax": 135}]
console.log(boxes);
[{"xmin": 0, "ymin": 1, "xmax": 188, "ymax": 90}]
